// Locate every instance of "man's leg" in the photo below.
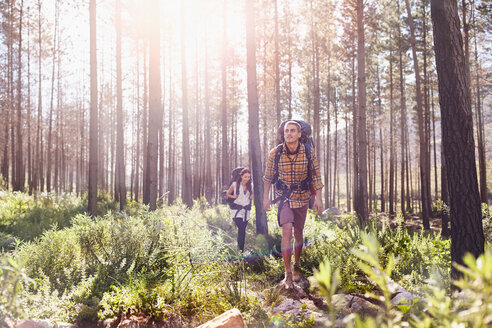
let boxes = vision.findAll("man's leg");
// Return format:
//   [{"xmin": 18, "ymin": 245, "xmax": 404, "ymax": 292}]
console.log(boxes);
[
  {"xmin": 281, "ymin": 222, "xmax": 294, "ymax": 287},
  {"xmin": 279, "ymin": 203, "xmax": 295, "ymax": 287},
  {"xmin": 281, "ymin": 222, "xmax": 294, "ymax": 272},
  {"xmin": 293, "ymin": 226, "xmax": 304, "ymax": 264},
  {"xmin": 292, "ymin": 205, "xmax": 308, "ymax": 281}
]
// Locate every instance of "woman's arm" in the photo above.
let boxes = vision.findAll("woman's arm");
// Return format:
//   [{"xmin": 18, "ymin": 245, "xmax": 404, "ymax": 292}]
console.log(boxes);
[{"xmin": 226, "ymin": 183, "xmax": 237, "ymax": 199}]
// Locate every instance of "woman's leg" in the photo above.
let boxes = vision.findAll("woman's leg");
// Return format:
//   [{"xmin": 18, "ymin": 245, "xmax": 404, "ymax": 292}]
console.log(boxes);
[{"xmin": 234, "ymin": 218, "xmax": 247, "ymax": 251}]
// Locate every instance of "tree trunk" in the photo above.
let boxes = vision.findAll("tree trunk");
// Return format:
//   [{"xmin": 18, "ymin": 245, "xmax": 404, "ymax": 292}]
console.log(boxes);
[
  {"xmin": 147, "ymin": 0, "xmax": 162, "ymax": 211},
  {"xmin": 285, "ymin": 1, "xmax": 293, "ymax": 120},
  {"xmin": 397, "ymin": 4, "xmax": 407, "ymax": 217},
  {"xmin": 441, "ymin": 144, "xmax": 450, "ymax": 237},
  {"xmin": 404, "ymin": 0, "xmax": 431, "ymax": 228},
  {"xmin": 221, "ymin": 0, "xmax": 229, "ymax": 192},
  {"xmin": 352, "ymin": 54, "xmax": 357, "ymax": 214},
  {"xmin": 430, "ymin": 0, "xmax": 484, "ymax": 279},
  {"xmin": 355, "ymin": 0, "xmax": 368, "ymax": 224},
  {"xmin": 55, "ymin": 31, "xmax": 61, "ymax": 193},
  {"xmin": 9, "ymin": 1, "xmax": 15, "ymax": 191},
  {"xmin": 345, "ymin": 110, "xmax": 351, "ymax": 212},
  {"xmin": 431, "ymin": 81, "xmax": 438, "ymax": 200},
  {"xmin": 332, "ymin": 91, "xmax": 338, "ymax": 209},
  {"xmin": 246, "ymin": 0, "xmax": 268, "ymax": 236},
  {"xmin": 312, "ymin": 2, "xmax": 321, "ymax": 153},
  {"xmin": 274, "ymin": 0, "xmax": 281, "ymax": 127},
  {"xmin": 34, "ymin": 0, "xmax": 44, "ymax": 193},
  {"xmin": 142, "ymin": 44, "xmax": 149, "ymax": 204},
  {"xmin": 203, "ymin": 30, "xmax": 213, "ymax": 203},
  {"xmin": 27, "ymin": 13, "xmax": 33, "ymax": 194},
  {"xmin": 46, "ymin": 2, "xmax": 57, "ymax": 193},
  {"xmin": 14, "ymin": 0, "xmax": 25, "ymax": 192},
  {"xmin": 135, "ymin": 41, "xmax": 141, "ymax": 202},
  {"xmin": 376, "ymin": 63, "xmax": 384, "ymax": 212},
  {"xmin": 88, "ymin": 0, "xmax": 98, "ymax": 216},
  {"xmin": 389, "ymin": 42, "xmax": 395, "ymax": 216},
  {"xmin": 180, "ymin": 0, "xmax": 192, "ymax": 207},
  {"xmin": 472, "ymin": 6, "xmax": 487, "ymax": 205},
  {"xmin": 325, "ymin": 60, "xmax": 331, "ymax": 209},
  {"xmin": 115, "ymin": 0, "xmax": 125, "ymax": 210}
]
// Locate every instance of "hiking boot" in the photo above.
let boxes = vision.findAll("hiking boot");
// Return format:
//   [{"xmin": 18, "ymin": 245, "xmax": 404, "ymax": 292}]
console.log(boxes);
[
  {"xmin": 283, "ymin": 272, "xmax": 294, "ymax": 289},
  {"xmin": 293, "ymin": 263, "xmax": 302, "ymax": 282}
]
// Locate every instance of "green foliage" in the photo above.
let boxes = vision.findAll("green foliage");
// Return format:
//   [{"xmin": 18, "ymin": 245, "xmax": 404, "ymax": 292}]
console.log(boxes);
[
  {"xmin": 18, "ymin": 227, "xmax": 83, "ymax": 292},
  {"xmin": 0, "ymin": 191, "xmax": 85, "ymax": 241},
  {"xmin": 351, "ymin": 233, "xmax": 404, "ymax": 326},
  {"xmin": 0, "ymin": 231, "xmax": 16, "ymax": 252},
  {"xmin": 0, "ymin": 253, "xmax": 34, "ymax": 319},
  {"xmin": 313, "ymin": 259, "xmax": 340, "ymax": 325},
  {"xmin": 3, "ymin": 191, "xmax": 490, "ymax": 327},
  {"xmin": 432, "ymin": 199, "xmax": 450, "ymax": 217},
  {"xmin": 315, "ymin": 231, "xmax": 492, "ymax": 328},
  {"xmin": 8, "ymin": 197, "xmax": 268, "ymax": 323}
]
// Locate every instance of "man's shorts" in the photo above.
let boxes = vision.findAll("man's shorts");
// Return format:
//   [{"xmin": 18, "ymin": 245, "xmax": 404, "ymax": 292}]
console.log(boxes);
[{"xmin": 278, "ymin": 202, "xmax": 309, "ymax": 230}]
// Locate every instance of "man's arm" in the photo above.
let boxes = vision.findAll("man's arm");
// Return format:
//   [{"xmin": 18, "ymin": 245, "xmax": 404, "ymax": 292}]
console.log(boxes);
[
  {"xmin": 263, "ymin": 181, "xmax": 271, "ymax": 211},
  {"xmin": 263, "ymin": 147, "xmax": 277, "ymax": 211},
  {"xmin": 313, "ymin": 188, "xmax": 322, "ymax": 214}
]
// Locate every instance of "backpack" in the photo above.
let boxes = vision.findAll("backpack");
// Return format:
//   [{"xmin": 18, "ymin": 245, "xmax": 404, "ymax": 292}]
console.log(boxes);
[
  {"xmin": 272, "ymin": 120, "xmax": 315, "ymax": 195},
  {"xmin": 276, "ymin": 120, "xmax": 314, "ymax": 146}
]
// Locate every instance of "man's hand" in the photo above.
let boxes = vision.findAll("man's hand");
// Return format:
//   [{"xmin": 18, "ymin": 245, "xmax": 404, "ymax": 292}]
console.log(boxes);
[
  {"xmin": 313, "ymin": 198, "xmax": 322, "ymax": 214},
  {"xmin": 313, "ymin": 189, "xmax": 323, "ymax": 214},
  {"xmin": 264, "ymin": 197, "xmax": 271, "ymax": 211}
]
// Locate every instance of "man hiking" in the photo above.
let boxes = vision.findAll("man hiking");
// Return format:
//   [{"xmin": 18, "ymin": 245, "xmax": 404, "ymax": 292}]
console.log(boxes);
[{"xmin": 263, "ymin": 120, "xmax": 323, "ymax": 288}]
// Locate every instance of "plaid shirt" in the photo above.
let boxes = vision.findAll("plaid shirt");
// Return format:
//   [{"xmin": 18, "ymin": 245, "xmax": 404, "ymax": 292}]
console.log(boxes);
[{"xmin": 263, "ymin": 143, "xmax": 323, "ymax": 208}]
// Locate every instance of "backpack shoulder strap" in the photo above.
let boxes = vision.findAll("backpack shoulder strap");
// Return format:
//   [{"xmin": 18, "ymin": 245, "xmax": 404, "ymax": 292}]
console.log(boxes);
[
  {"xmin": 273, "ymin": 144, "xmax": 283, "ymax": 184},
  {"xmin": 304, "ymin": 143, "xmax": 313, "ymax": 181}
]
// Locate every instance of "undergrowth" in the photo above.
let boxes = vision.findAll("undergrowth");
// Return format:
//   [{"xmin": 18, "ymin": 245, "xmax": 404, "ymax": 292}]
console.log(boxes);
[{"xmin": 0, "ymin": 191, "xmax": 490, "ymax": 327}]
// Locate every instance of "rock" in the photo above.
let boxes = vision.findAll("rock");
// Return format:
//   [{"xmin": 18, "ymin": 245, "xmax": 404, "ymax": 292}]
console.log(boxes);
[
  {"xmin": 196, "ymin": 308, "xmax": 247, "ymax": 328},
  {"xmin": 272, "ymin": 299, "xmax": 330, "ymax": 327},
  {"xmin": 386, "ymin": 278, "xmax": 408, "ymax": 296},
  {"xmin": 386, "ymin": 278, "xmax": 421, "ymax": 306},
  {"xmin": 321, "ymin": 208, "xmax": 340, "ymax": 220},
  {"xmin": 391, "ymin": 291, "xmax": 420, "ymax": 306},
  {"xmin": 331, "ymin": 294, "xmax": 379, "ymax": 317},
  {"xmin": 277, "ymin": 279, "xmax": 308, "ymax": 299},
  {"xmin": 4, "ymin": 319, "xmax": 76, "ymax": 328},
  {"xmin": 115, "ymin": 313, "xmax": 152, "ymax": 328},
  {"xmin": 14, "ymin": 320, "xmax": 50, "ymax": 328},
  {"xmin": 101, "ymin": 318, "xmax": 119, "ymax": 328},
  {"xmin": 273, "ymin": 299, "xmax": 303, "ymax": 315},
  {"xmin": 2, "ymin": 317, "xmax": 15, "ymax": 328},
  {"xmin": 327, "ymin": 207, "xmax": 340, "ymax": 215},
  {"xmin": 349, "ymin": 297, "xmax": 379, "ymax": 316},
  {"xmin": 295, "ymin": 276, "xmax": 310, "ymax": 291}
]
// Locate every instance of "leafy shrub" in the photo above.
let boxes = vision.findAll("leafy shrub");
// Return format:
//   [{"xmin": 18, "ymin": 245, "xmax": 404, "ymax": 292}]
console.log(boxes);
[
  {"xmin": 18, "ymin": 227, "xmax": 83, "ymax": 292},
  {"xmin": 0, "ymin": 231, "xmax": 16, "ymax": 252},
  {"xmin": 0, "ymin": 192, "xmax": 84, "ymax": 241},
  {"xmin": 0, "ymin": 253, "xmax": 34, "ymax": 319},
  {"xmin": 315, "ymin": 232, "xmax": 492, "ymax": 328}
]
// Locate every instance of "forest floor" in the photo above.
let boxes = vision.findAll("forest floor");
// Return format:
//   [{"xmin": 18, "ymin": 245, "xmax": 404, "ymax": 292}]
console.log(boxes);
[
  {"xmin": 69, "ymin": 214, "xmax": 443, "ymax": 328},
  {"xmin": 381, "ymin": 213, "xmax": 442, "ymax": 234}
]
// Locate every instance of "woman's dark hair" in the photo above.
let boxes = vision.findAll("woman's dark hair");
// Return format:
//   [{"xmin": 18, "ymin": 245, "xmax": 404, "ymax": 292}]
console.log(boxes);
[{"xmin": 235, "ymin": 168, "xmax": 252, "ymax": 194}]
